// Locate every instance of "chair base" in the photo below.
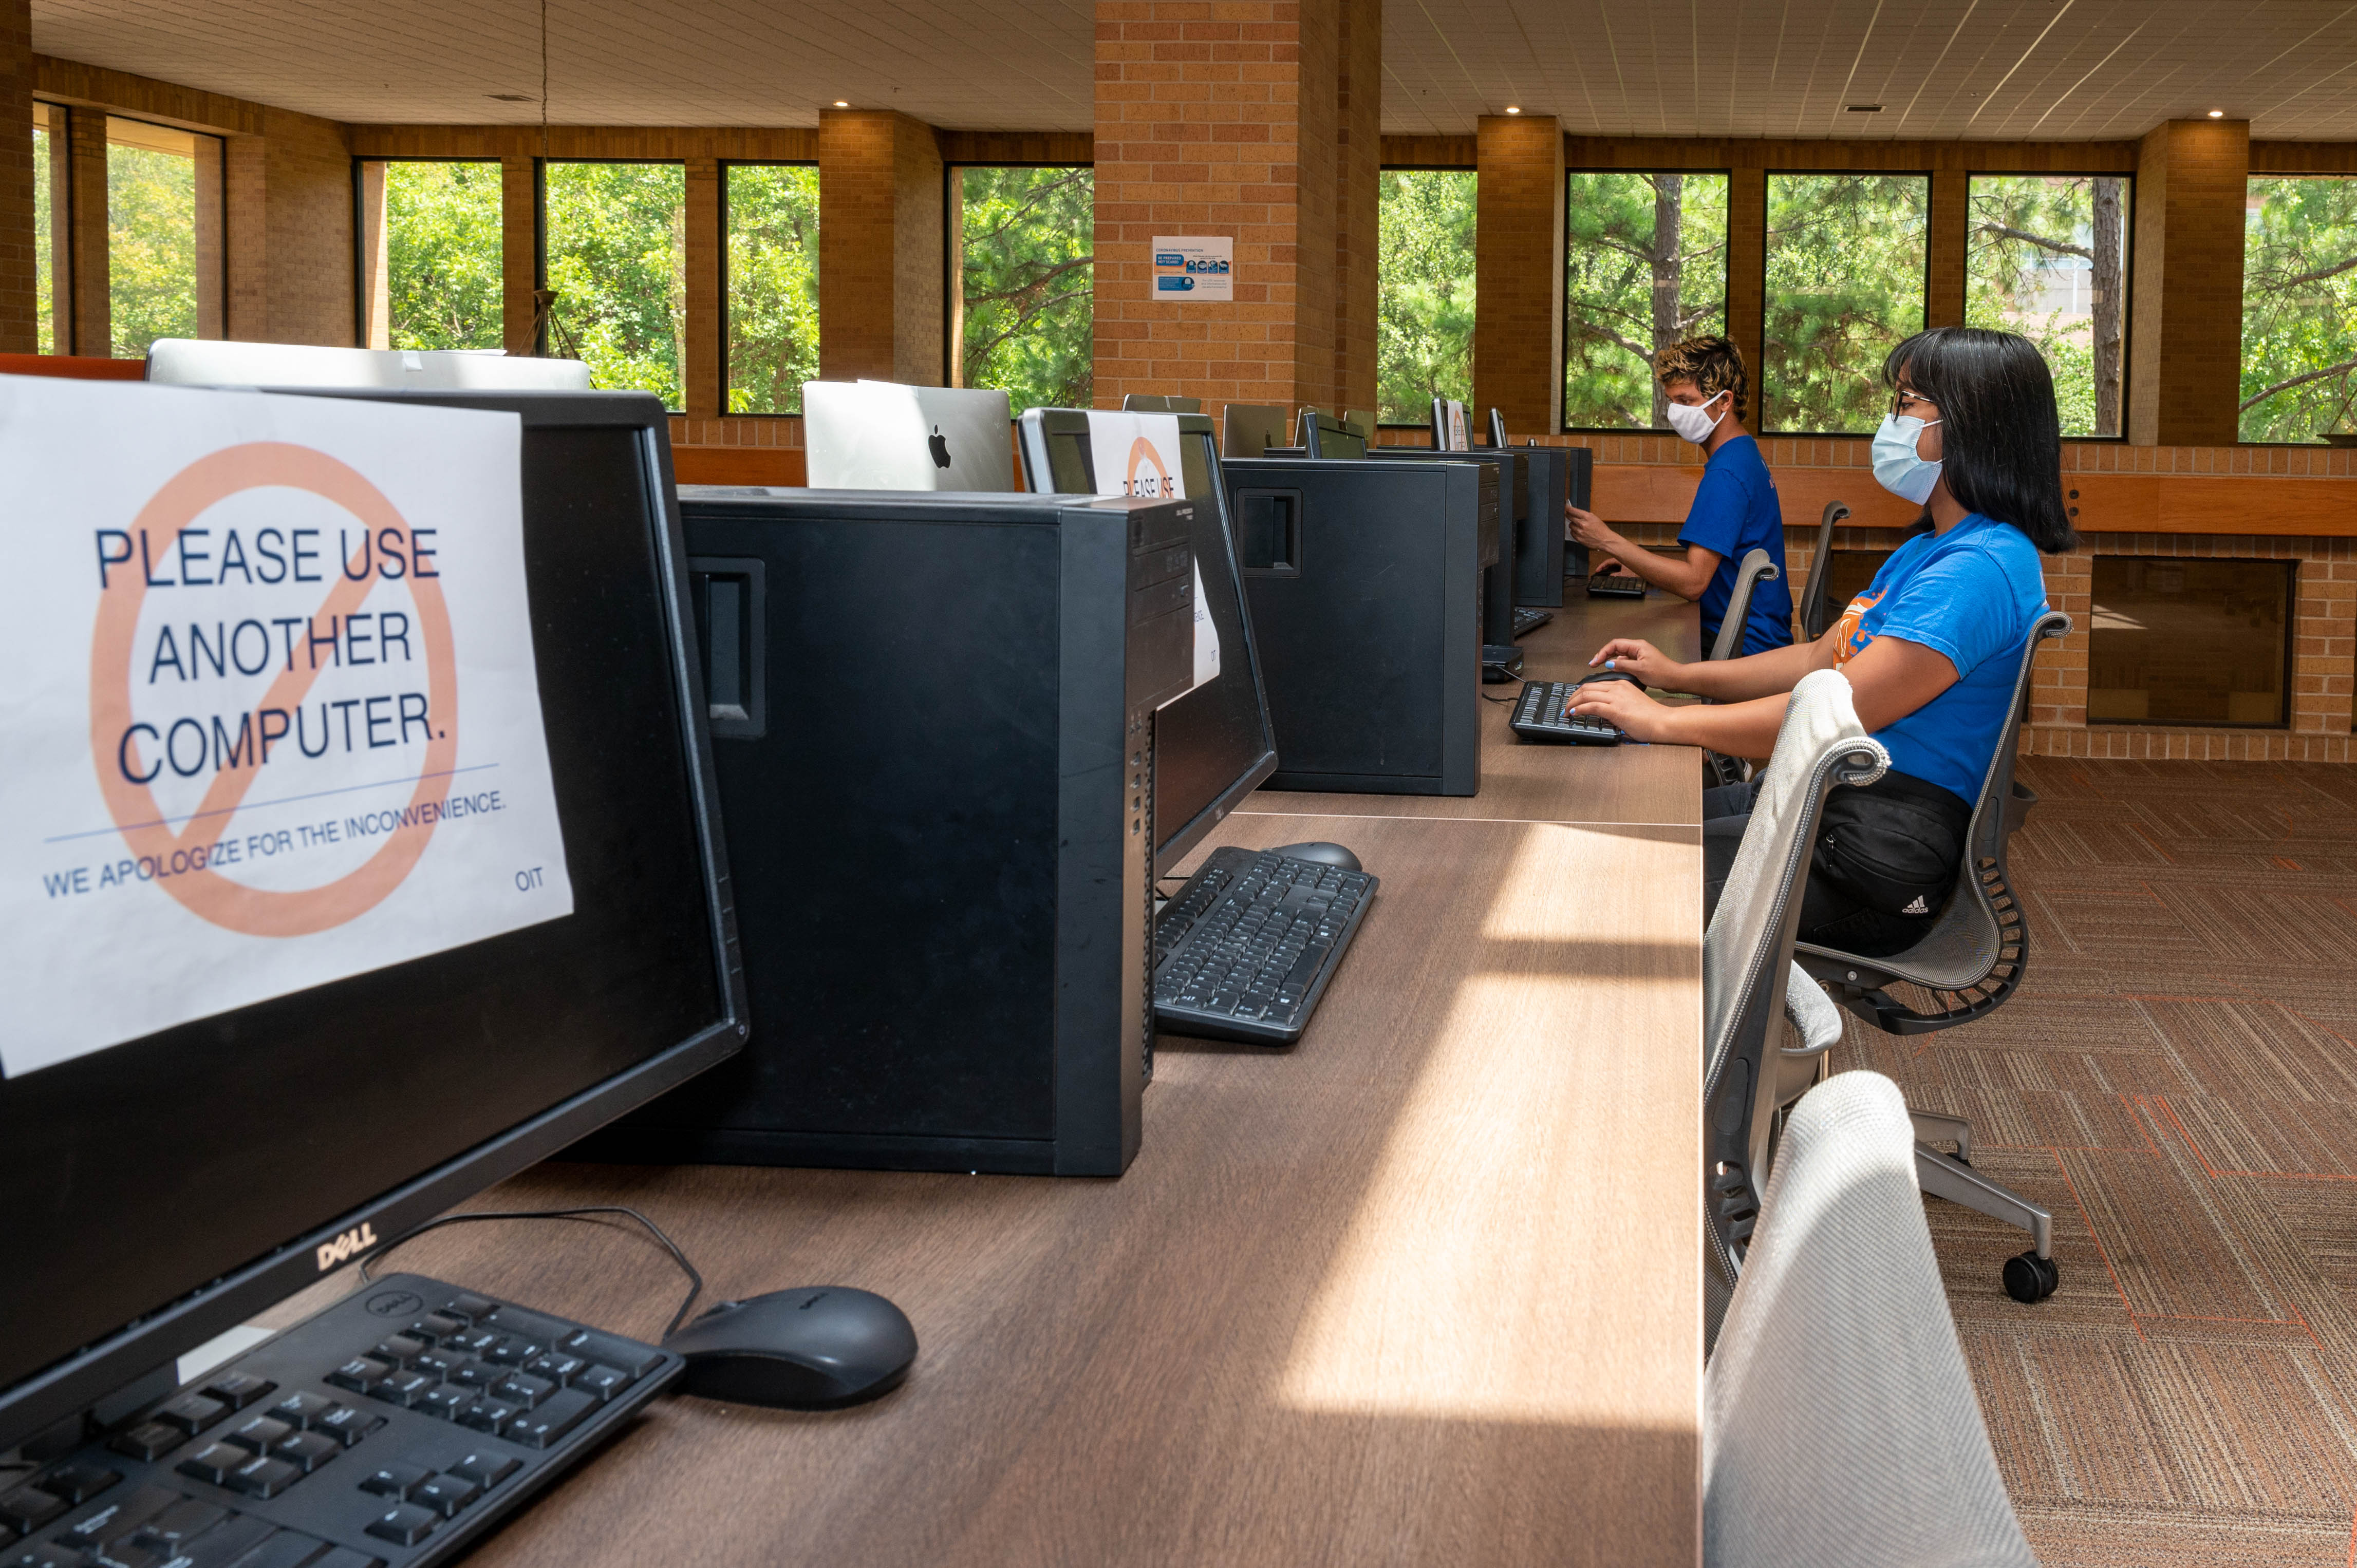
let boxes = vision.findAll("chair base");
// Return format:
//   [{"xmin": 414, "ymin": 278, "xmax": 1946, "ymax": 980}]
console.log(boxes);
[{"xmin": 1914, "ymin": 1129, "xmax": 2057, "ymax": 1303}]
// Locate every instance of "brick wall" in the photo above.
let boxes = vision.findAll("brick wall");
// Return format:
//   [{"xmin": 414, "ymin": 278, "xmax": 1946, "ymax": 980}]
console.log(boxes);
[
  {"xmin": 0, "ymin": 0, "xmax": 31, "ymax": 354},
  {"xmin": 1330, "ymin": 0, "xmax": 1378, "ymax": 413},
  {"xmin": 223, "ymin": 107, "xmax": 356, "ymax": 346},
  {"xmin": 819, "ymin": 110, "xmax": 944, "ymax": 385},
  {"xmin": 1473, "ymin": 114, "xmax": 1563, "ymax": 433},
  {"xmin": 2130, "ymin": 119, "xmax": 2249, "ymax": 447},
  {"xmin": 1094, "ymin": 0, "xmax": 1342, "ymax": 418}
]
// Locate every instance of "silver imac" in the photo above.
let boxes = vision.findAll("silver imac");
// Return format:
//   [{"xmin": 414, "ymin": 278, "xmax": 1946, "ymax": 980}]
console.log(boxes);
[
  {"xmin": 802, "ymin": 381, "xmax": 1015, "ymax": 492},
  {"xmin": 143, "ymin": 339, "xmax": 593, "ymax": 390}
]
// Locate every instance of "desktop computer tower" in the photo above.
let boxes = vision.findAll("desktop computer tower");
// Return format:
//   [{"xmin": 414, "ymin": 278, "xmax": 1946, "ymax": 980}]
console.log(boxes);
[
  {"xmin": 588, "ymin": 489, "xmax": 1196, "ymax": 1177},
  {"xmin": 1511, "ymin": 445, "xmax": 1571, "ymax": 607},
  {"xmin": 1560, "ymin": 445, "xmax": 1595, "ymax": 580},
  {"xmin": 1222, "ymin": 457, "xmax": 1493, "ymax": 796}
]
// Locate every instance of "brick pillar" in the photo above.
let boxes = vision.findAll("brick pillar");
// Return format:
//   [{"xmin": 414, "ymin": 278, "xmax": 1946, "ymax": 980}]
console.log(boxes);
[
  {"xmin": 224, "ymin": 136, "xmax": 264, "ymax": 340},
  {"xmin": 1472, "ymin": 115, "xmax": 1562, "ymax": 434},
  {"xmin": 357, "ymin": 160, "xmax": 390, "ymax": 349},
  {"xmin": 2128, "ymin": 118, "xmax": 2249, "ymax": 447},
  {"xmin": 1927, "ymin": 166, "xmax": 1967, "ymax": 328},
  {"xmin": 0, "ymin": 0, "xmax": 32, "ymax": 354},
  {"xmin": 221, "ymin": 112, "xmax": 359, "ymax": 347},
  {"xmin": 68, "ymin": 105, "xmax": 109, "ymax": 355},
  {"xmin": 194, "ymin": 134, "xmax": 225, "ymax": 339},
  {"xmin": 818, "ymin": 109, "xmax": 945, "ymax": 385},
  {"xmin": 1330, "ymin": 0, "xmax": 1379, "ymax": 415},
  {"xmin": 1725, "ymin": 164, "xmax": 1765, "ymax": 436},
  {"xmin": 1094, "ymin": 0, "xmax": 1340, "ymax": 419},
  {"xmin": 683, "ymin": 156, "xmax": 722, "ymax": 415},
  {"xmin": 501, "ymin": 157, "xmax": 537, "ymax": 355}
]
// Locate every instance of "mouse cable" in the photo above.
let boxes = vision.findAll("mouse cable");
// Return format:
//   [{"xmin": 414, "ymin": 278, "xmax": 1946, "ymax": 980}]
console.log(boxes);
[
  {"xmin": 1481, "ymin": 690, "xmax": 1516, "ymax": 704},
  {"xmin": 359, "ymin": 1205, "xmax": 705, "ymax": 1338}
]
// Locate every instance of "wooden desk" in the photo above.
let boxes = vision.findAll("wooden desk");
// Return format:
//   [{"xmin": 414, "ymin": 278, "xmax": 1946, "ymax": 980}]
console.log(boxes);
[{"xmin": 278, "ymin": 593, "xmax": 1707, "ymax": 1567}]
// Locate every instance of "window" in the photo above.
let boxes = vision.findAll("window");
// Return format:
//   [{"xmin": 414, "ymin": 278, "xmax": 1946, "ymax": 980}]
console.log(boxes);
[
  {"xmin": 1966, "ymin": 176, "xmax": 2130, "ymax": 437},
  {"xmin": 367, "ymin": 161, "xmax": 503, "ymax": 351},
  {"xmin": 1763, "ymin": 174, "xmax": 1928, "ymax": 433},
  {"xmin": 108, "ymin": 116, "xmax": 219, "ymax": 358},
  {"xmin": 543, "ymin": 161, "xmax": 685, "ymax": 408},
  {"xmin": 725, "ymin": 163, "xmax": 819, "ymax": 414},
  {"xmin": 1376, "ymin": 169, "xmax": 1476, "ymax": 424},
  {"xmin": 33, "ymin": 102, "xmax": 60, "ymax": 353},
  {"xmin": 1563, "ymin": 172, "xmax": 1729, "ymax": 429},
  {"xmin": 2089, "ymin": 558, "xmax": 2292, "ymax": 727},
  {"xmin": 953, "ymin": 166, "xmax": 1090, "ymax": 410},
  {"xmin": 2240, "ymin": 175, "xmax": 2357, "ymax": 444}
]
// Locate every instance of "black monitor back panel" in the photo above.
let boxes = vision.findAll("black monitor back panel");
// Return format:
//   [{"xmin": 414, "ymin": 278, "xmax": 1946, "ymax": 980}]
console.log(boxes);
[
  {"xmin": 583, "ymin": 489, "xmax": 1194, "ymax": 1177},
  {"xmin": 1506, "ymin": 446, "xmax": 1570, "ymax": 607},
  {"xmin": 1222, "ymin": 458, "xmax": 1490, "ymax": 797},
  {"xmin": 1367, "ymin": 447, "xmax": 1520, "ymax": 644}
]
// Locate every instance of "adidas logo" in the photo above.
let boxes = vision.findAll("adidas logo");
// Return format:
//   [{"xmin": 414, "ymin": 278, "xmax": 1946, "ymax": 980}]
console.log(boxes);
[{"xmin": 1901, "ymin": 895, "xmax": 1930, "ymax": 915}]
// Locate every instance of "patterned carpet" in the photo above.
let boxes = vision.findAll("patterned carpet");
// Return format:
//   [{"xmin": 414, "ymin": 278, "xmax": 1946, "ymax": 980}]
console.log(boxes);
[{"xmin": 1827, "ymin": 757, "xmax": 2357, "ymax": 1566}]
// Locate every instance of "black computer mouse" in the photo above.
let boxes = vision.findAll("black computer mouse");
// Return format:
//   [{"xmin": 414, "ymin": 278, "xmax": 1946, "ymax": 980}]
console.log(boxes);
[
  {"xmin": 664, "ymin": 1287, "xmax": 917, "ymax": 1410},
  {"xmin": 1270, "ymin": 841, "xmax": 1363, "ymax": 874},
  {"xmin": 1577, "ymin": 669, "xmax": 1642, "ymax": 688}
]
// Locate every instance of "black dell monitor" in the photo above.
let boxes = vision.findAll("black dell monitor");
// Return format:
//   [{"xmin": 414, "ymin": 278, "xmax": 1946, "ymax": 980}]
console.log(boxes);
[
  {"xmin": 1017, "ymin": 408, "xmax": 1280, "ymax": 872},
  {"xmin": 0, "ymin": 387, "xmax": 746, "ymax": 1456},
  {"xmin": 1298, "ymin": 409, "xmax": 1367, "ymax": 460}
]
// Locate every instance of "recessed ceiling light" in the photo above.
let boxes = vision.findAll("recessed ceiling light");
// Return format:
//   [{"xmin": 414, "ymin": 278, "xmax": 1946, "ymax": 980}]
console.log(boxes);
[
  {"xmin": 1504, "ymin": 105, "xmax": 1521, "ymax": 114},
  {"xmin": 487, "ymin": 92, "xmax": 533, "ymax": 102},
  {"xmin": 2208, "ymin": 108, "xmax": 2224, "ymax": 118},
  {"xmin": 834, "ymin": 100, "xmax": 849, "ymax": 108},
  {"xmin": 1845, "ymin": 103, "xmax": 1883, "ymax": 113}
]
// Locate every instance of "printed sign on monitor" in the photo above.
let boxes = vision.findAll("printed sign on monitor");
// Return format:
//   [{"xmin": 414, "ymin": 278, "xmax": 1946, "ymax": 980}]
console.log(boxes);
[{"xmin": 0, "ymin": 378, "xmax": 575, "ymax": 1076}]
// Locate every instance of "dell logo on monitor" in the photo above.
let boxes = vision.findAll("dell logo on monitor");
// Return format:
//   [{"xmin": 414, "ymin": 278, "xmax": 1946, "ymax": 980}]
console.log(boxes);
[{"xmin": 316, "ymin": 1222, "xmax": 379, "ymax": 1271}]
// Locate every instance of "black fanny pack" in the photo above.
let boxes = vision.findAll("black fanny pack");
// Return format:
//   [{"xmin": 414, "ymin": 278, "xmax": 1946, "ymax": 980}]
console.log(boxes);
[{"xmin": 1813, "ymin": 768, "xmax": 1972, "ymax": 920}]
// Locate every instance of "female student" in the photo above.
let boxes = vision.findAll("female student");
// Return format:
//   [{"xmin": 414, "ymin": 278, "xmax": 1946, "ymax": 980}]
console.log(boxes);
[{"xmin": 1568, "ymin": 326, "xmax": 2078, "ymax": 956}]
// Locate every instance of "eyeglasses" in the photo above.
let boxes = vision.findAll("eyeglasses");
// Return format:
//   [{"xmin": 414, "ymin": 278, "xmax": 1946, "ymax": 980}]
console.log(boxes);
[{"xmin": 1891, "ymin": 390, "xmax": 1935, "ymax": 418}]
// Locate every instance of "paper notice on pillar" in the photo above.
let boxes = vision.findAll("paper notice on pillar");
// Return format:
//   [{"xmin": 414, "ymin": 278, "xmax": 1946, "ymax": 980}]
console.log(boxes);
[
  {"xmin": 1151, "ymin": 236, "xmax": 1233, "ymax": 301},
  {"xmin": 1085, "ymin": 411, "xmax": 1219, "ymax": 698},
  {"xmin": 0, "ymin": 376, "xmax": 574, "ymax": 1078}
]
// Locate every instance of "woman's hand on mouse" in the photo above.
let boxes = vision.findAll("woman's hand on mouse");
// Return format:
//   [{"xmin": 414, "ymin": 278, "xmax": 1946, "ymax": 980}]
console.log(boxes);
[
  {"xmin": 1588, "ymin": 637, "xmax": 1687, "ymax": 691},
  {"xmin": 1569, "ymin": 676, "xmax": 1674, "ymax": 742}
]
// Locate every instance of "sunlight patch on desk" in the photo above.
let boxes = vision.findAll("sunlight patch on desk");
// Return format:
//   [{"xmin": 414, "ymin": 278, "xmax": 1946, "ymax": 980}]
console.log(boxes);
[{"xmin": 1476, "ymin": 821, "xmax": 1697, "ymax": 941}]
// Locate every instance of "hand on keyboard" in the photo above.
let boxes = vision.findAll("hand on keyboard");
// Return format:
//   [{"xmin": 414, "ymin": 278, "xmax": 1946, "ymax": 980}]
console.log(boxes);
[{"xmin": 1566, "ymin": 672, "xmax": 1665, "ymax": 741}]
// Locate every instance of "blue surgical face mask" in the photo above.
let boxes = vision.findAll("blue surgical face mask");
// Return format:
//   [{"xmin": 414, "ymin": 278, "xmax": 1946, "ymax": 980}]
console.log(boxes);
[{"xmin": 1871, "ymin": 413, "xmax": 1944, "ymax": 505}]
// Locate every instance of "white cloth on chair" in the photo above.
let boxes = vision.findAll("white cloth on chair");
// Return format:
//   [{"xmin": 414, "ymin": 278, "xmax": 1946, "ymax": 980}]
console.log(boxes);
[
  {"xmin": 1705, "ymin": 1070, "xmax": 2038, "ymax": 1568},
  {"xmin": 1783, "ymin": 963, "xmax": 1843, "ymax": 1055}
]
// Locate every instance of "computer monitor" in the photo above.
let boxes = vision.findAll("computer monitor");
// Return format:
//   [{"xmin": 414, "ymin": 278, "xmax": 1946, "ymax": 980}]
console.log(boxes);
[
  {"xmin": 144, "ymin": 338, "xmax": 594, "ymax": 391},
  {"xmin": 1222, "ymin": 404, "xmax": 1290, "ymax": 460},
  {"xmin": 1122, "ymin": 393, "xmax": 1202, "ymax": 413},
  {"xmin": 1298, "ymin": 410, "xmax": 1367, "ymax": 460},
  {"xmin": 0, "ymin": 384, "xmax": 745, "ymax": 1453},
  {"xmin": 1016, "ymin": 408, "xmax": 1280, "ymax": 872},
  {"xmin": 1486, "ymin": 407, "xmax": 1510, "ymax": 448},
  {"xmin": 1428, "ymin": 399, "xmax": 1471, "ymax": 451},
  {"xmin": 802, "ymin": 381, "xmax": 1014, "ymax": 490}
]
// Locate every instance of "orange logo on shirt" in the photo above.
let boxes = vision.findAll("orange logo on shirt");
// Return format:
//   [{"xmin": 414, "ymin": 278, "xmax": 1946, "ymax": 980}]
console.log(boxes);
[{"xmin": 1830, "ymin": 591, "xmax": 1883, "ymax": 668}]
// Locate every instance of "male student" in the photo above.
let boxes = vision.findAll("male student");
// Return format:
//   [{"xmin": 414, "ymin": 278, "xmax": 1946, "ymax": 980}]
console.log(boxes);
[{"xmin": 1566, "ymin": 336, "xmax": 1793, "ymax": 657}]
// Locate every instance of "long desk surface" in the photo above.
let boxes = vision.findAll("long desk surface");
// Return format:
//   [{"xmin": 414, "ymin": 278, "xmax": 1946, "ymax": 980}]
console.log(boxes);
[{"xmin": 267, "ymin": 590, "xmax": 1708, "ymax": 1567}]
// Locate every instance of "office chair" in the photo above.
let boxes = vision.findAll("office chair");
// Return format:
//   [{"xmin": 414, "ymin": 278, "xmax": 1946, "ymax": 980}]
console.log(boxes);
[
  {"xmin": 1794, "ymin": 610, "xmax": 2073, "ymax": 1303},
  {"xmin": 1795, "ymin": 501, "xmax": 1851, "ymax": 640},
  {"xmin": 1701, "ymin": 549, "xmax": 1781, "ymax": 787},
  {"xmin": 1705, "ymin": 1070, "xmax": 2038, "ymax": 1568},
  {"xmin": 1703, "ymin": 668, "xmax": 1890, "ymax": 1344}
]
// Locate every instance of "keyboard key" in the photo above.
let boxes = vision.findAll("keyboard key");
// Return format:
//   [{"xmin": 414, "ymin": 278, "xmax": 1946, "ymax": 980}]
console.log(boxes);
[
  {"xmin": 456, "ymin": 1399, "xmax": 519, "ymax": 1436},
  {"xmin": 172, "ymin": 1514, "xmax": 273, "ymax": 1568},
  {"xmin": 176, "ymin": 1446, "xmax": 247, "ymax": 1487},
  {"xmin": 444, "ymin": 1453, "xmax": 519, "ymax": 1490},
  {"xmin": 309, "ymin": 1551, "xmax": 385, "ymax": 1568},
  {"xmin": 411, "ymin": 1347, "xmax": 469, "ymax": 1379},
  {"xmin": 559, "ymin": 1331, "xmax": 662, "ymax": 1379},
  {"xmin": 368, "ymin": 1336, "xmax": 428, "ymax": 1369},
  {"xmin": 358, "ymin": 1464, "xmax": 430, "ymax": 1500},
  {"xmin": 221, "ymin": 1416, "xmax": 293, "ymax": 1455},
  {"xmin": 265, "ymin": 1394, "xmax": 335, "ymax": 1430},
  {"xmin": 201, "ymin": 1375, "xmax": 276, "ymax": 1412},
  {"xmin": 441, "ymin": 1329, "xmax": 499, "ymax": 1358},
  {"xmin": 521, "ymin": 1353, "xmax": 587, "ymax": 1385},
  {"xmin": 35, "ymin": 1466, "xmax": 121, "ymax": 1505},
  {"xmin": 106, "ymin": 1423, "xmax": 182, "ymax": 1462},
  {"xmin": 491, "ymin": 1373, "xmax": 555, "ymax": 1409},
  {"xmin": 81, "ymin": 1541, "xmax": 164, "ymax": 1568},
  {"xmin": 310, "ymin": 1408, "xmax": 381, "ymax": 1448},
  {"xmin": 479, "ymin": 1336, "xmax": 545, "ymax": 1368},
  {"xmin": 416, "ymin": 1387, "xmax": 471, "ymax": 1422},
  {"xmin": 445, "ymin": 1294, "xmax": 497, "ymax": 1325},
  {"xmin": 506, "ymin": 1388, "xmax": 596, "ymax": 1448},
  {"xmin": 408, "ymin": 1314, "xmax": 466, "ymax": 1345},
  {"xmin": 54, "ymin": 1484, "xmax": 175, "ymax": 1547},
  {"xmin": 444, "ymin": 1362, "xmax": 500, "ymax": 1391},
  {"xmin": 6, "ymin": 1543, "xmax": 91, "ymax": 1568},
  {"xmin": 408, "ymin": 1475, "xmax": 481, "ymax": 1519},
  {"xmin": 325, "ymin": 1359, "xmax": 391, "ymax": 1397},
  {"xmin": 363, "ymin": 1505, "xmax": 437, "ymax": 1548},
  {"xmin": 372, "ymin": 1370, "xmax": 438, "ymax": 1409},
  {"xmin": 269, "ymin": 1432, "xmax": 341, "ymax": 1474},
  {"xmin": 132, "ymin": 1498, "xmax": 226, "ymax": 1547},
  {"xmin": 211, "ymin": 1531, "xmax": 331, "ymax": 1568},
  {"xmin": 220, "ymin": 1456, "xmax": 299, "ymax": 1501}
]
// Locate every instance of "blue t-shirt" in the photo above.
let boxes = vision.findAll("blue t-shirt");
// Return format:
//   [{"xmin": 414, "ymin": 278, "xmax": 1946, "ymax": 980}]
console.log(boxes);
[
  {"xmin": 1679, "ymin": 434, "xmax": 1793, "ymax": 656},
  {"xmin": 1830, "ymin": 513, "xmax": 2050, "ymax": 803}
]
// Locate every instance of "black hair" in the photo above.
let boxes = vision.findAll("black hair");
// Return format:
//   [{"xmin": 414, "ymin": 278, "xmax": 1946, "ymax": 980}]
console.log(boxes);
[{"xmin": 1882, "ymin": 326, "xmax": 2078, "ymax": 553}]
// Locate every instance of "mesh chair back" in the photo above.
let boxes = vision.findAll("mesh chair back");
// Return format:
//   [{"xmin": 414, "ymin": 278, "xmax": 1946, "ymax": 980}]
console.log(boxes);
[
  {"xmin": 1705, "ymin": 1070, "xmax": 2038, "ymax": 1568},
  {"xmin": 1703, "ymin": 671, "xmax": 1888, "ymax": 1325},
  {"xmin": 1708, "ymin": 548, "xmax": 1780, "ymax": 663},
  {"xmin": 1795, "ymin": 501, "xmax": 1851, "ymax": 640}
]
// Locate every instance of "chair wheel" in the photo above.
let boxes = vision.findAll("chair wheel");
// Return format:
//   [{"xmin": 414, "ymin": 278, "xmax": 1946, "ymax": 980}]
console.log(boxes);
[{"xmin": 2003, "ymin": 1251, "xmax": 2059, "ymax": 1303}]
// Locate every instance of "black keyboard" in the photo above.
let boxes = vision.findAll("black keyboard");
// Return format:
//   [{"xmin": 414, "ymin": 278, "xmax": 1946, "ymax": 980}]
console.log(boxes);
[
  {"xmin": 1153, "ymin": 847, "xmax": 1377, "ymax": 1046},
  {"xmin": 1509, "ymin": 680, "xmax": 1625, "ymax": 744},
  {"xmin": 0, "ymin": 1275, "xmax": 678, "ymax": 1568},
  {"xmin": 1511, "ymin": 606, "xmax": 1553, "ymax": 637},
  {"xmin": 1586, "ymin": 571, "xmax": 1647, "ymax": 599}
]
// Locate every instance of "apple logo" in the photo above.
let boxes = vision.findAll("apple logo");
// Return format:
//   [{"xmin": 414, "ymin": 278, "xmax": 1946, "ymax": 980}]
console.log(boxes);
[{"xmin": 928, "ymin": 424, "xmax": 952, "ymax": 470}]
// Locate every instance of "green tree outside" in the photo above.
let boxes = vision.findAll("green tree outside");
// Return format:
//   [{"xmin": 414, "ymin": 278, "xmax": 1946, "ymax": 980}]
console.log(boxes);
[
  {"xmin": 33, "ymin": 124, "xmax": 53, "ymax": 353},
  {"xmin": 1563, "ymin": 172, "xmax": 1729, "ymax": 428},
  {"xmin": 109, "ymin": 143, "xmax": 198, "ymax": 358},
  {"xmin": 545, "ymin": 162, "xmax": 685, "ymax": 408},
  {"xmin": 1763, "ymin": 174, "xmax": 1928, "ymax": 433},
  {"xmin": 384, "ymin": 161, "xmax": 503, "ymax": 351},
  {"xmin": 1377, "ymin": 169, "xmax": 1476, "ymax": 425},
  {"xmin": 726, "ymin": 163, "xmax": 820, "ymax": 414},
  {"xmin": 1965, "ymin": 175, "xmax": 2128, "ymax": 437},
  {"xmin": 2241, "ymin": 176, "xmax": 2357, "ymax": 443},
  {"xmin": 959, "ymin": 166, "xmax": 1092, "ymax": 410}
]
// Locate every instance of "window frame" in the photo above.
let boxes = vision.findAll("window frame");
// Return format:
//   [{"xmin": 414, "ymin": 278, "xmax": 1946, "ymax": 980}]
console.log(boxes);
[
  {"xmin": 1375, "ymin": 162, "xmax": 1479, "ymax": 429},
  {"xmin": 1558, "ymin": 166, "xmax": 1735, "ymax": 436},
  {"xmin": 2235, "ymin": 171, "xmax": 2357, "ymax": 448},
  {"xmin": 2085, "ymin": 554, "xmax": 2297, "ymax": 730},
  {"xmin": 719, "ymin": 158, "xmax": 821, "ymax": 419},
  {"xmin": 1962, "ymin": 168, "xmax": 2136, "ymax": 444},
  {"xmin": 1759, "ymin": 167, "xmax": 1934, "ymax": 439}
]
